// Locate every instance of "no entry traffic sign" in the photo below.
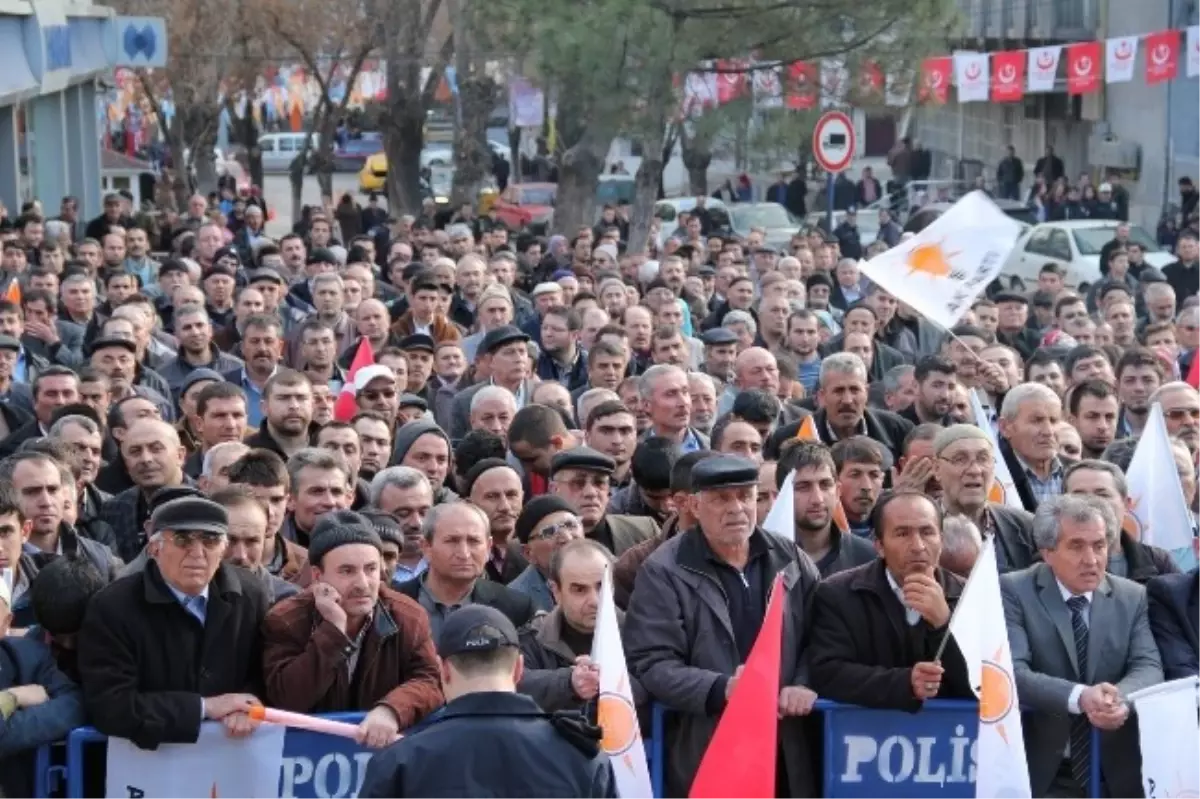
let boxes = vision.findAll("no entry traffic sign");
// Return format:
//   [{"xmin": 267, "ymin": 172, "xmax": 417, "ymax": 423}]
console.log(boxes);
[{"xmin": 812, "ymin": 110, "xmax": 856, "ymax": 174}]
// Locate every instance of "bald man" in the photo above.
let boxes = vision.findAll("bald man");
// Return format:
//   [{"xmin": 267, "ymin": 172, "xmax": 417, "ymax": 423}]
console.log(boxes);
[
  {"xmin": 100, "ymin": 418, "xmax": 191, "ymax": 560},
  {"xmin": 717, "ymin": 347, "xmax": 782, "ymax": 416}
]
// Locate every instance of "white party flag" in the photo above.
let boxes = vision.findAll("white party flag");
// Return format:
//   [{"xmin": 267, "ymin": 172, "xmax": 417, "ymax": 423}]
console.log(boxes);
[
  {"xmin": 1106, "ymin": 35, "xmax": 1139, "ymax": 83},
  {"xmin": 106, "ymin": 722, "xmax": 286, "ymax": 798},
  {"xmin": 949, "ymin": 537, "xmax": 1033, "ymax": 799},
  {"xmin": 762, "ymin": 469, "xmax": 795, "ymax": 542},
  {"xmin": 970, "ymin": 389, "xmax": 1024, "ymax": 510},
  {"xmin": 1188, "ymin": 26, "xmax": 1200, "ymax": 78},
  {"xmin": 858, "ymin": 191, "xmax": 1021, "ymax": 330},
  {"xmin": 1026, "ymin": 45, "xmax": 1062, "ymax": 92},
  {"xmin": 1129, "ymin": 677, "xmax": 1200, "ymax": 799},
  {"xmin": 1124, "ymin": 403, "xmax": 1197, "ymax": 569},
  {"xmin": 592, "ymin": 566, "xmax": 653, "ymax": 798},
  {"xmin": 953, "ymin": 52, "xmax": 990, "ymax": 102}
]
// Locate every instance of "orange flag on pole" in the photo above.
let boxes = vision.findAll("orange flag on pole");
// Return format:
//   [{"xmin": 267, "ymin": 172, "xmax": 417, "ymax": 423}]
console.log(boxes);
[
  {"xmin": 333, "ymin": 337, "xmax": 376, "ymax": 422},
  {"xmin": 792, "ymin": 415, "xmax": 852, "ymax": 533},
  {"xmin": 3, "ymin": 279, "xmax": 20, "ymax": 305},
  {"xmin": 689, "ymin": 574, "xmax": 785, "ymax": 799}
]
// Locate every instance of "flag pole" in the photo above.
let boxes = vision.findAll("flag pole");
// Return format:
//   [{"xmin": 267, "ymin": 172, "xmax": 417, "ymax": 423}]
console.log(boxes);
[{"xmin": 931, "ymin": 536, "xmax": 994, "ymax": 663}]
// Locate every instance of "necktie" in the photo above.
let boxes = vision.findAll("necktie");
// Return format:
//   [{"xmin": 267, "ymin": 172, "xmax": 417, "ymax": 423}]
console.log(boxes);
[{"xmin": 1066, "ymin": 595, "xmax": 1091, "ymax": 788}]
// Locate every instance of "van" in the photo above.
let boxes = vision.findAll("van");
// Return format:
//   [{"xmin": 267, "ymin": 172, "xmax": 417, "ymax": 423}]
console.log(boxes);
[{"xmin": 259, "ymin": 133, "xmax": 319, "ymax": 173}]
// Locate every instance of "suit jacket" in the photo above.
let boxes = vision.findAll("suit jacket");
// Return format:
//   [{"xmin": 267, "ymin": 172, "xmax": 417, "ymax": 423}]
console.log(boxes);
[
  {"xmin": 808, "ymin": 560, "xmax": 974, "ymax": 711},
  {"xmin": 393, "ymin": 575, "xmax": 537, "ymax": 630},
  {"xmin": 1001, "ymin": 563, "xmax": 1163, "ymax": 797},
  {"xmin": 1146, "ymin": 569, "xmax": 1199, "ymax": 680}
]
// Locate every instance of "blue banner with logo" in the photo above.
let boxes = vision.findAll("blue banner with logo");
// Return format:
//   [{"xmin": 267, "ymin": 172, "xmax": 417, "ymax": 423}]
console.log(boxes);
[
  {"xmin": 278, "ymin": 722, "xmax": 372, "ymax": 798},
  {"xmin": 822, "ymin": 701, "xmax": 980, "ymax": 798}
]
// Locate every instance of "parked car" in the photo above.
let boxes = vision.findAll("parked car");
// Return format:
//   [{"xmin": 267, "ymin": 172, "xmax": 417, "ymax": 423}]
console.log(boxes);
[
  {"xmin": 803, "ymin": 209, "xmax": 882, "ymax": 246},
  {"xmin": 1003, "ymin": 220, "xmax": 1173, "ymax": 286},
  {"xmin": 596, "ymin": 175, "xmax": 635, "ymax": 206},
  {"xmin": 332, "ymin": 134, "xmax": 384, "ymax": 172},
  {"xmin": 904, "ymin": 198, "xmax": 1038, "ymax": 234},
  {"xmin": 492, "ymin": 183, "xmax": 556, "ymax": 233},
  {"xmin": 653, "ymin": 197, "xmax": 730, "ymax": 246},
  {"xmin": 258, "ymin": 133, "xmax": 320, "ymax": 173},
  {"xmin": 358, "ymin": 152, "xmax": 388, "ymax": 193},
  {"xmin": 727, "ymin": 202, "xmax": 806, "ymax": 251}
]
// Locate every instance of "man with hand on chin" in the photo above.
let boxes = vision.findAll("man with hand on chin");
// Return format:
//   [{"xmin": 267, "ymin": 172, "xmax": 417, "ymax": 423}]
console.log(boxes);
[
  {"xmin": 808, "ymin": 490, "xmax": 974, "ymax": 711},
  {"xmin": 262, "ymin": 510, "xmax": 442, "ymax": 748}
]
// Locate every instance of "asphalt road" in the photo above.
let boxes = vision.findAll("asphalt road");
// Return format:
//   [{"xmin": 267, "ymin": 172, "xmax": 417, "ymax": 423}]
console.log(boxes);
[{"xmin": 260, "ymin": 172, "xmax": 376, "ymax": 236}]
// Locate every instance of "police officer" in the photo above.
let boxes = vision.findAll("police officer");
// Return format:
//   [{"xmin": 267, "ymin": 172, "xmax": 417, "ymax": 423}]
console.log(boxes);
[{"xmin": 359, "ymin": 604, "xmax": 616, "ymax": 798}]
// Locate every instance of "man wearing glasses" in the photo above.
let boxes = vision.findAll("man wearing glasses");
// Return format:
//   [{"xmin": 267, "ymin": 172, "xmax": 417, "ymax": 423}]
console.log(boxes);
[
  {"xmin": 1152, "ymin": 381, "xmax": 1200, "ymax": 456},
  {"xmin": 78, "ymin": 494, "xmax": 271, "ymax": 750},
  {"xmin": 548, "ymin": 447, "xmax": 658, "ymax": 558},
  {"xmin": 507, "ymin": 496, "xmax": 585, "ymax": 612},
  {"xmin": 932, "ymin": 424, "xmax": 1039, "ymax": 574}
]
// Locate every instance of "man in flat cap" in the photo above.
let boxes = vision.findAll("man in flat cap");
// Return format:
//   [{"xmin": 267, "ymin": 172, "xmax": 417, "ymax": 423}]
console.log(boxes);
[
  {"xmin": 263, "ymin": 510, "xmax": 442, "ymax": 748},
  {"xmin": 548, "ymin": 446, "xmax": 658, "ymax": 556},
  {"xmin": 625, "ymin": 455, "xmax": 822, "ymax": 798},
  {"xmin": 78, "ymin": 495, "xmax": 270, "ymax": 750},
  {"xmin": 361, "ymin": 604, "xmax": 614, "ymax": 798},
  {"xmin": 449, "ymin": 325, "xmax": 535, "ymax": 441}
]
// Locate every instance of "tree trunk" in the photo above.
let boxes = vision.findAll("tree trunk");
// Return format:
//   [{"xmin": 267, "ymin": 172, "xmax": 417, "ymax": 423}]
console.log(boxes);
[
  {"xmin": 316, "ymin": 114, "xmax": 337, "ymax": 201},
  {"xmin": 508, "ymin": 126, "xmax": 521, "ymax": 180},
  {"xmin": 554, "ymin": 143, "xmax": 606, "ymax": 235},
  {"xmin": 680, "ymin": 127, "xmax": 713, "ymax": 196},
  {"xmin": 451, "ymin": 76, "xmax": 497, "ymax": 206},
  {"xmin": 239, "ymin": 112, "xmax": 264, "ymax": 189},
  {"xmin": 628, "ymin": 67, "xmax": 673, "ymax": 255},
  {"xmin": 384, "ymin": 106, "xmax": 426, "ymax": 215}
]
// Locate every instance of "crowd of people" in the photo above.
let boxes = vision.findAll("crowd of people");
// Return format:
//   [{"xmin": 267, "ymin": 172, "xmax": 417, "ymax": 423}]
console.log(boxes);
[{"xmin": 0, "ymin": 175, "xmax": 1195, "ymax": 797}]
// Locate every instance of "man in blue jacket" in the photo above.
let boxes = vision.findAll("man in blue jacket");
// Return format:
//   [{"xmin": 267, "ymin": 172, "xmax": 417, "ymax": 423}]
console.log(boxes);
[
  {"xmin": 0, "ymin": 570, "xmax": 87, "ymax": 796},
  {"xmin": 361, "ymin": 605, "xmax": 615, "ymax": 797}
]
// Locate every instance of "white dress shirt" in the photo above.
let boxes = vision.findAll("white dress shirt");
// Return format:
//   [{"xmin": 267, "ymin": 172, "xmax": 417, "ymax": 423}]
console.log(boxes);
[
  {"xmin": 885, "ymin": 570, "xmax": 922, "ymax": 626},
  {"xmin": 1057, "ymin": 579, "xmax": 1094, "ymax": 714}
]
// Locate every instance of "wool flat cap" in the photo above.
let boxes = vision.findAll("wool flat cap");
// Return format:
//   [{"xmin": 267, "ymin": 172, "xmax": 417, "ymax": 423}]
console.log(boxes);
[
  {"xmin": 246, "ymin": 267, "xmax": 287, "ymax": 286},
  {"xmin": 514, "ymin": 495, "xmax": 578, "ymax": 544},
  {"xmin": 479, "ymin": 325, "xmax": 530, "ymax": 355},
  {"xmin": 308, "ymin": 509, "xmax": 383, "ymax": 566},
  {"xmin": 438, "ymin": 605, "xmax": 519, "ymax": 658},
  {"xmin": 87, "ymin": 336, "xmax": 138, "ymax": 358},
  {"xmin": 151, "ymin": 496, "xmax": 229, "ymax": 536},
  {"xmin": 202, "ymin": 263, "xmax": 237, "ymax": 281},
  {"xmin": 399, "ymin": 334, "xmax": 436, "ymax": 353},
  {"xmin": 993, "ymin": 291, "xmax": 1029, "ymax": 306},
  {"xmin": 933, "ymin": 424, "xmax": 992, "ymax": 456},
  {"xmin": 531, "ymin": 282, "xmax": 562, "ymax": 297},
  {"xmin": 0, "ymin": 335, "xmax": 20, "ymax": 352},
  {"xmin": 691, "ymin": 455, "xmax": 760, "ymax": 491},
  {"xmin": 308, "ymin": 247, "xmax": 339, "ymax": 265},
  {"xmin": 550, "ymin": 446, "xmax": 616, "ymax": 478},
  {"xmin": 398, "ymin": 393, "xmax": 429, "ymax": 411},
  {"xmin": 358, "ymin": 508, "xmax": 404, "ymax": 547},
  {"xmin": 701, "ymin": 328, "xmax": 739, "ymax": 347},
  {"xmin": 462, "ymin": 458, "xmax": 516, "ymax": 497}
]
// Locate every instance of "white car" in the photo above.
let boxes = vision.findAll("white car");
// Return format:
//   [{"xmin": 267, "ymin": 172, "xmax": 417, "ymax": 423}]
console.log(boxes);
[
  {"xmin": 1003, "ymin": 220, "xmax": 1173, "ymax": 287},
  {"xmin": 421, "ymin": 140, "xmax": 509, "ymax": 169},
  {"xmin": 653, "ymin": 197, "xmax": 730, "ymax": 247}
]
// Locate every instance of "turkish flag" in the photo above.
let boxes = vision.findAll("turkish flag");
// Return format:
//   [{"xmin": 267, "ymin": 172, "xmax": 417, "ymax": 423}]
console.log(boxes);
[
  {"xmin": 784, "ymin": 62, "xmax": 819, "ymax": 110},
  {"xmin": 991, "ymin": 50, "xmax": 1025, "ymax": 102},
  {"xmin": 1066, "ymin": 41, "xmax": 1102, "ymax": 94},
  {"xmin": 333, "ymin": 338, "xmax": 376, "ymax": 422},
  {"xmin": 918, "ymin": 57, "xmax": 952, "ymax": 103},
  {"xmin": 716, "ymin": 60, "xmax": 749, "ymax": 104},
  {"xmin": 1145, "ymin": 30, "xmax": 1181, "ymax": 84},
  {"xmin": 689, "ymin": 574, "xmax": 785, "ymax": 799}
]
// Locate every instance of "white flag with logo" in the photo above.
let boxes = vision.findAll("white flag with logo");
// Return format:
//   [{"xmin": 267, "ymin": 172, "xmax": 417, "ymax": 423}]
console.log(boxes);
[
  {"xmin": 969, "ymin": 389, "xmax": 1024, "ymax": 511},
  {"xmin": 106, "ymin": 722, "xmax": 286, "ymax": 797},
  {"xmin": 1124, "ymin": 403, "xmax": 1197, "ymax": 569},
  {"xmin": 950, "ymin": 537, "xmax": 1033, "ymax": 799},
  {"xmin": 1026, "ymin": 45, "xmax": 1062, "ymax": 92},
  {"xmin": 1188, "ymin": 26, "xmax": 1200, "ymax": 78},
  {"xmin": 1106, "ymin": 35, "xmax": 1139, "ymax": 83},
  {"xmin": 762, "ymin": 469, "xmax": 795, "ymax": 541},
  {"xmin": 1129, "ymin": 677, "xmax": 1200, "ymax": 799},
  {"xmin": 858, "ymin": 191, "xmax": 1021, "ymax": 330},
  {"xmin": 592, "ymin": 566, "xmax": 652, "ymax": 798},
  {"xmin": 953, "ymin": 51, "xmax": 990, "ymax": 102}
]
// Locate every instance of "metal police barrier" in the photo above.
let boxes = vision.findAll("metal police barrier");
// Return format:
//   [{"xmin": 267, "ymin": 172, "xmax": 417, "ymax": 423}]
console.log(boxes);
[{"xmin": 38, "ymin": 709, "xmax": 669, "ymax": 798}]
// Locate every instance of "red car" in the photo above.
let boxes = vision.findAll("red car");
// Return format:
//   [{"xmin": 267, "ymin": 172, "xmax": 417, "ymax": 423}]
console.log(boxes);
[{"xmin": 491, "ymin": 183, "xmax": 556, "ymax": 232}]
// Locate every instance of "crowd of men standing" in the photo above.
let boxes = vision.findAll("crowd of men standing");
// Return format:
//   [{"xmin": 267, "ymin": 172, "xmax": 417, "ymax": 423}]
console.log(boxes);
[{"xmin": 0, "ymin": 183, "xmax": 1195, "ymax": 797}]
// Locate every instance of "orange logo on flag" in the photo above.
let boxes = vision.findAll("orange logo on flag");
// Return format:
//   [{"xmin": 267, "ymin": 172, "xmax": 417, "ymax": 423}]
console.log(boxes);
[
  {"xmin": 1122, "ymin": 508, "xmax": 1145, "ymax": 540},
  {"xmin": 794, "ymin": 415, "xmax": 818, "ymax": 442},
  {"xmin": 988, "ymin": 481, "xmax": 1006, "ymax": 505},
  {"xmin": 597, "ymin": 692, "xmax": 638, "ymax": 757},
  {"xmin": 979, "ymin": 654, "xmax": 1017, "ymax": 743},
  {"xmin": 905, "ymin": 241, "xmax": 961, "ymax": 279}
]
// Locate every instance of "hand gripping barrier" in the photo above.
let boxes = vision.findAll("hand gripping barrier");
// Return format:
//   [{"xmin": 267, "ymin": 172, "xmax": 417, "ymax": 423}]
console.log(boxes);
[{"xmin": 35, "ymin": 699, "xmax": 1101, "ymax": 798}]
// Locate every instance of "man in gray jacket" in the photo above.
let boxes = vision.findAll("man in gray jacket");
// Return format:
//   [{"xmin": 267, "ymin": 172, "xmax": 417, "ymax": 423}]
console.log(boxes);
[
  {"xmin": 1002, "ymin": 494, "xmax": 1163, "ymax": 798},
  {"xmin": 624, "ymin": 455, "xmax": 822, "ymax": 798}
]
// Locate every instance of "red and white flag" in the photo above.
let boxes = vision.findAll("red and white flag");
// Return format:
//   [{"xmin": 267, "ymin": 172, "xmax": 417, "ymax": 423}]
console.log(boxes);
[
  {"xmin": 1145, "ymin": 30, "xmax": 1180, "ymax": 84},
  {"xmin": 954, "ymin": 51, "xmax": 989, "ymax": 102},
  {"xmin": 919, "ymin": 57, "xmax": 952, "ymax": 103},
  {"xmin": 333, "ymin": 338, "xmax": 377, "ymax": 422},
  {"xmin": 1066, "ymin": 41, "xmax": 1102, "ymax": 94},
  {"xmin": 1106, "ymin": 35, "xmax": 1139, "ymax": 83},
  {"xmin": 1188, "ymin": 25, "xmax": 1200, "ymax": 78},
  {"xmin": 991, "ymin": 50, "xmax": 1025, "ymax": 102},
  {"xmin": 1026, "ymin": 45, "xmax": 1062, "ymax": 93}
]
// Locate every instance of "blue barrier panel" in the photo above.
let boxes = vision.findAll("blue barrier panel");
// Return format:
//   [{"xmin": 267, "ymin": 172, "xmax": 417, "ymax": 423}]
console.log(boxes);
[{"xmin": 650, "ymin": 702, "xmax": 665, "ymax": 799}]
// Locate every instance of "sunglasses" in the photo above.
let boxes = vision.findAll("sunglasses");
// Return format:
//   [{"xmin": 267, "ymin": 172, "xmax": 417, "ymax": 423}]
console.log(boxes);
[
  {"xmin": 531, "ymin": 517, "xmax": 583, "ymax": 541},
  {"xmin": 361, "ymin": 388, "xmax": 397, "ymax": 402},
  {"xmin": 165, "ymin": 531, "xmax": 225, "ymax": 549}
]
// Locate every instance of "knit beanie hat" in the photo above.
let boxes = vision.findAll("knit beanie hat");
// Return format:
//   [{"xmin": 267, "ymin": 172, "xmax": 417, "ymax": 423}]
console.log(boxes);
[
  {"xmin": 462, "ymin": 458, "xmax": 516, "ymax": 498},
  {"xmin": 308, "ymin": 510, "xmax": 383, "ymax": 567},
  {"xmin": 514, "ymin": 495, "xmax": 578, "ymax": 545},
  {"xmin": 933, "ymin": 424, "xmax": 993, "ymax": 457},
  {"xmin": 391, "ymin": 418, "xmax": 450, "ymax": 466}
]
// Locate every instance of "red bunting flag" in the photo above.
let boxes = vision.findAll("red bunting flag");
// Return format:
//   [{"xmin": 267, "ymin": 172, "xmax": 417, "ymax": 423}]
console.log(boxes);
[
  {"xmin": 1066, "ymin": 41, "xmax": 1102, "ymax": 94},
  {"xmin": 333, "ymin": 338, "xmax": 376, "ymax": 422},
  {"xmin": 1145, "ymin": 29, "xmax": 1181, "ymax": 84},
  {"xmin": 919, "ymin": 57, "xmax": 952, "ymax": 103},
  {"xmin": 991, "ymin": 50, "xmax": 1025, "ymax": 102},
  {"xmin": 689, "ymin": 574, "xmax": 785, "ymax": 799},
  {"xmin": 784, "ymin": 62, "xmax": 819, "ymax": 110}
]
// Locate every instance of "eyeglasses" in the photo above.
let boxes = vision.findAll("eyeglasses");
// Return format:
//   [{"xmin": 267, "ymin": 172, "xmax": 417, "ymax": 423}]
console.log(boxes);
[
  {"xmin": 165, "ymin": 531, "xmax": 225, "ymax": 549},
  {"xmin": 1164, "ymin": 407, "xmax": 1200, "ymax": 422},
  {"xmin": 938, "ymin": 451, "xmax": 995, "ymax": 469},
  {"xmin": 530, "ymin": 517, "xmax": 583, "ymax": 541},
  {"xmin": 561, "ymin": 475, "xmax": 610, "ymax": 491},
  {"xmin": 361, "ymin": 388, "xmax": 397, "ymax": 402}
]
